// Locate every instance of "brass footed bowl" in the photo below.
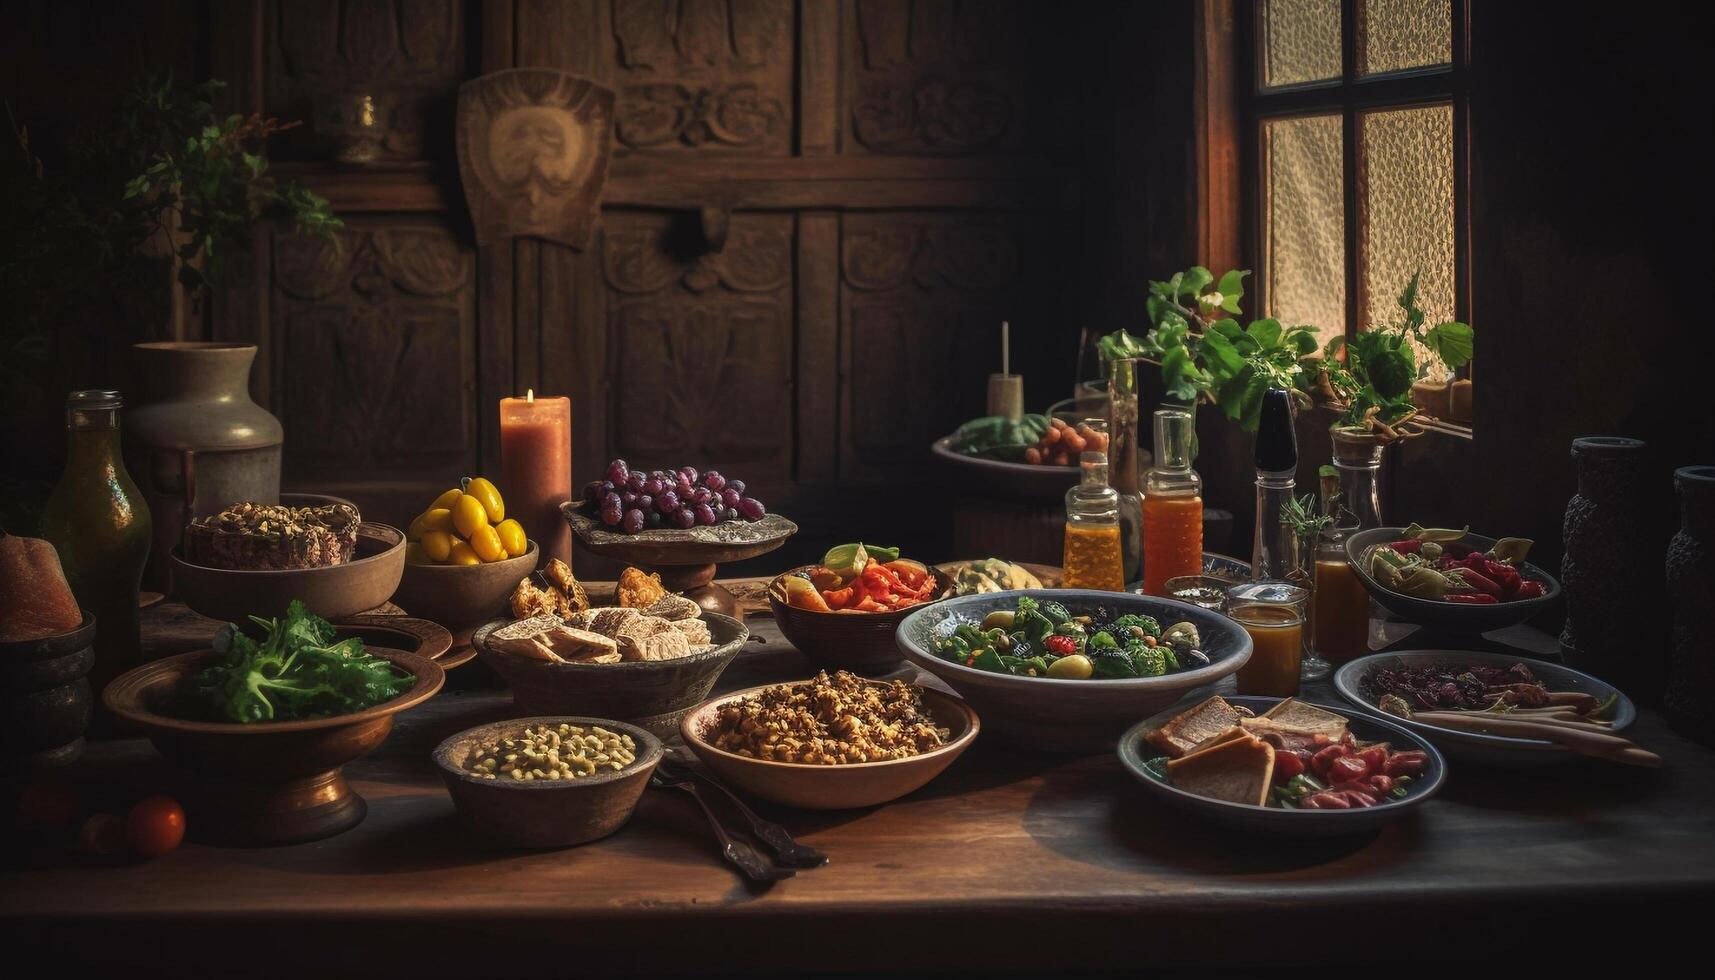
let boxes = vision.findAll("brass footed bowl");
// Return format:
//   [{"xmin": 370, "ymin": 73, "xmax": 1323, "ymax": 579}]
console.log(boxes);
[{"xmin": 102, "ymin": 647, "xmax": 444, "ymax": 846}]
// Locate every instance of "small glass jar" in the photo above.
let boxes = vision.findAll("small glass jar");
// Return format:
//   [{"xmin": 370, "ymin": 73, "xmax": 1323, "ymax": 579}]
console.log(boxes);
[{"xmin": 1227, "ymin": 581, "xmax": 1308, "ymax": 698}]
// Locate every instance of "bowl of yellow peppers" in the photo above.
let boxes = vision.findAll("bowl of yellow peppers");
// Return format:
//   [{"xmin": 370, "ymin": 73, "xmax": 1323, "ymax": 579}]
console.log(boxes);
[{"xmin": 394, "ymin": 478, "xmax": 539, "ymax": 629}]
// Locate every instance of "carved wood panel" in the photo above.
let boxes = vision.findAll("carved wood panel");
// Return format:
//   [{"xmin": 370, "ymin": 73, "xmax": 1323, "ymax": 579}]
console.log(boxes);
[
  {"xmin": 608, "ymin": 0, "xmax": 794, "ymax": 154},
  {"xmin": 846, "ymin": 0, "xmax": 1063, "ymax": 156},
  {"xmin": 840, "ymin": 212, "xmax": 1023, "ymax": 476},
  {"xmin": 599, "ymin": 211, "xmax": 795, "ymax": 484},
  {"xmin": 270, "ymin": 218, "xmax": 477, "ymax": 488},
  {"xmin": 265, "ymin": 0, "xmax": 465, "ymax": 161}
]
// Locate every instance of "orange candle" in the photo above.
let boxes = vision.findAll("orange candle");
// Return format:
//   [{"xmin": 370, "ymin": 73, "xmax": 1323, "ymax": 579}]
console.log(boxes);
[{"xmin": 499, "ymin": 390, "xmax": 570, "ymax": 568}]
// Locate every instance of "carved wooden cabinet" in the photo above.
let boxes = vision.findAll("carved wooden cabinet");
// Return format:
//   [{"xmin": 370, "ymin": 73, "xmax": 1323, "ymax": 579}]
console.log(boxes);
[{"xmin": 215, "ymin": 0, "xmax": 1093, "ymax": 565}]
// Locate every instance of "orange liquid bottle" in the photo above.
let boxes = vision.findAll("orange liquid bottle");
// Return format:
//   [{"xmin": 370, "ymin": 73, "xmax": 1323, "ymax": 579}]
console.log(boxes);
[
  {"xmin": 1062, "ymin": 419, "xmax": 1127, "ymax": 591},
  {"xmin": 1141, "ymin": 407, "xmax": 1203, "ymax": 596}
]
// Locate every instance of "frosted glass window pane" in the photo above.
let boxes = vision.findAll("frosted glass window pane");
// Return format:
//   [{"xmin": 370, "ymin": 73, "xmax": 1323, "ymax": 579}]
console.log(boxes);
[
  {"xmin": 1360, "ymin": 104, "xmax": 1455, "ymax": 366},
  {"xmin": 1265, "ymin": 114, "xmax": 1346, "ymax": 339},
  {"xmin": 1261, "ymin": 0, "xmax": 1342, "ymax": 89},
  {"xmin": 1360, "ymin": 0, "xmax": 1452, "ymax": 75}
]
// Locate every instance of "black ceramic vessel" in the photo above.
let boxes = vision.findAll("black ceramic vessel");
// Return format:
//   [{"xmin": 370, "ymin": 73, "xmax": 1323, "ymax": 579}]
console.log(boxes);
[
  {"xmin": 1666, "ymin": 466, "xmax": 1715, "ymax": 744},
  {"xmin": 0, "ymin": 611, "xmax": 97, "ymax": 769},
  {"xmin": 1561, "ymin": 436, "xmax": 1666, "ymax": 697}
]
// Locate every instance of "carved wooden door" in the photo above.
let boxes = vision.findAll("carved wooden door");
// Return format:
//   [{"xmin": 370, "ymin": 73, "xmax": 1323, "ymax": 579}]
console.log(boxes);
[{"xmin": 220, "ymin": 0, "xmax": 1089, "ymax": 569}]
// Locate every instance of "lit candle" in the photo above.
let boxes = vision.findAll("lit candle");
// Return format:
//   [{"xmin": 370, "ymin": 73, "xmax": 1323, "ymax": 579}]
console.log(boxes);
[{"xmin": 499, "ymin": 389, "xmax": 571, "ymax": 568}]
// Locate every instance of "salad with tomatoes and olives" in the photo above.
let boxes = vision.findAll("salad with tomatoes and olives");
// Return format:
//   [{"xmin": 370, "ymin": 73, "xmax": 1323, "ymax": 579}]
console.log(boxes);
[
  {"xmin": 1363, "ymin": 524, "xmax": 1547, "ymax": 604},
  {"xmin": 930, "ymin": 596, "xmax": 1209, "ymax": 680}
]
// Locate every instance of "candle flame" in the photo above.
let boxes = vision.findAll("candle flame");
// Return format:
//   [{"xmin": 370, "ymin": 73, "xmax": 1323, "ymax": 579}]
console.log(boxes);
[{"xmin": 526, "ymin": 388, "xmax": 534, "ymax": 403}]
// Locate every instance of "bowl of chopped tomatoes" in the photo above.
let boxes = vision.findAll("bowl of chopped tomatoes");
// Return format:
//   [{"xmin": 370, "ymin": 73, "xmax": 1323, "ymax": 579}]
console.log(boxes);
[{"xmin": 768, "ymin": 557, "xmax": 952, "ymax": 675}]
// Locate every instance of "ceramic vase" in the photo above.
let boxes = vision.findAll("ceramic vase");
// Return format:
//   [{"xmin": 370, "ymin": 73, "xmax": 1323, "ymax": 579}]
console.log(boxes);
[
  {"xmin": 126, "ymin": 342, "xmax": 284, "ymax": 591},
  {"xmin": 1665, "ymin": 466, "xmax": 1715, "ymax": 743},
  {"xmin": 1560, "ymin": 436, "xmax": 1664, "ymax": 697}
]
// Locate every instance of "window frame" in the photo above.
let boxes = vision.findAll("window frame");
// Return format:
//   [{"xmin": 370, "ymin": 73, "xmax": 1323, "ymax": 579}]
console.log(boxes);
[{"xmin": 1233, "ymin": 0, "xmax": 1472, "ymax": 347}]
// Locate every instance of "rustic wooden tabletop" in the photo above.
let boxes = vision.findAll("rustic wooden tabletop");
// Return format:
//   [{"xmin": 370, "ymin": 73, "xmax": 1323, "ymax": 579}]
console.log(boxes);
[{"xmin": 6, "ymin": 594, "xmax": 1713, "ymax": 975}]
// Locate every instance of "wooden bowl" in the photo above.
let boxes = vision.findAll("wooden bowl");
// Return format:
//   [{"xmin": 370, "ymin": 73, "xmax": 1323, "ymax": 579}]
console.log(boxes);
[
  {"xmin": 101, "ymin": 647, "xmax": 443, "ymax": 845},
  {"xmin": 171, "ymin": 522, "xmax": 407, "ymax": 624},
  {"xmin": 433, "ymin": 716, "xmax": 662, "ymax": 849},
  {"xmin": 895, "ymin": 589, "xmax": 1253, "ymax": 754},
  {"xmin": 681, "ymin": 681, "xmax": 979, "ymax": 810},
  {"xmin": 0, "ymin": 611, "xmax": 96, "ymax": 770},
  {"xmin": 766, "ymin": 564, "xmax": 953, "ymax": 675},
  {"xmin": 1344, "ymin": 527, "xmax": 1562, "ymax": 634},
  {"xmin": 471, "ymin": 612, "xmax": 749, "ymax": 738},
  {"xmin": 393, "ymin": 541, "xmax": 540, "ymax": 631}
]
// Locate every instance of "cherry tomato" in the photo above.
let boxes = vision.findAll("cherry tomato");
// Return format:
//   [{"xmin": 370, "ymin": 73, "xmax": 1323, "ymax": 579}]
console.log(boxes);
[
  {"xmin": 1311, "ymin": 743, "xmax": 1347, "ymax": 778},
  {"xmin": 17, "ymin": 783, "xmax": 80, "ymax": 829},
  {"xmin": 1330, "ymin": 754, "xmax": 1371, "ymax": 783},
  {"xmin": 124, "ymin": 795, "xmax": 186, "ymax": 858},
  {"xmin": 79, "ymin": 813, "xmax": 125, "ymax": 856},
  {"xmin": 1358, "ymin": 745, "xmax": 1390, "ymax": 773},
  {"xmin": 1273, "ymin": 751, "xmax": 1307, "ymax": 781}
]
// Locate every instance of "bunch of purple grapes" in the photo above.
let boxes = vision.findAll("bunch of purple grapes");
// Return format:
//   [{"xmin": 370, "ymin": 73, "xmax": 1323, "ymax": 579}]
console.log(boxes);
[{"xmin": 583, "ymin": 459, "xmax": 768, "ymax": 534}]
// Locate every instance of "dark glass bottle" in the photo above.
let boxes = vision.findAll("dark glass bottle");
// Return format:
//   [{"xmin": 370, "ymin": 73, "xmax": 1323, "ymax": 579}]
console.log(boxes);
[
  {"xmin": 40, "ymin": 390, "xmax": 153, "ymax": 694},
  {"xmin": 1561, "ymin": 436, "xmax": 1664, "ymax": 697},
  {"xmin": 1665, "ymin": 466, "xmax": 1715, "ymax": 743}
]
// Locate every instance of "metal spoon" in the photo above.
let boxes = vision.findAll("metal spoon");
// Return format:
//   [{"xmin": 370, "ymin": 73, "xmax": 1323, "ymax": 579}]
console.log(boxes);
[
  {"xmin": 651, "ymin": 769, "xmax": 794, "ymax": 881},
  {"xmin": 656, "ymin": 755, "xmax": 828, "ymax": 868}
]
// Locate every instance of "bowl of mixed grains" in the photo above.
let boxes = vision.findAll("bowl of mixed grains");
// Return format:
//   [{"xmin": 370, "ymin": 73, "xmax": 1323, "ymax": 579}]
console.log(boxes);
[
  {"xmin": 433, "ymin": 716, "xmax": 662, "ymax": 848},
  {"xmin": 680, "ymin": 671, "xmax": 980, "ymax": 810}
]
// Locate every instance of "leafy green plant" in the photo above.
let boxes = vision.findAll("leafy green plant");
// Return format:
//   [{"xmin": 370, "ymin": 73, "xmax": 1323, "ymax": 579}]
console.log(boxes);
[
  {"xmin": 177, "ymin": 600, "xmax": 412, "ymax": 724},
  {"xmin": 1100, "ymin": 266, "xmax": 1472, "ymax": 438},
  {"xmin": 118, "ymin": 75, "xmax": 341, "ymax": 293}
]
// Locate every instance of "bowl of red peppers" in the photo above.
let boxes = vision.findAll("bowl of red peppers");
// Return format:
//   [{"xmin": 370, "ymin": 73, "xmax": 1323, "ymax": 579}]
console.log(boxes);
[
  {"xmin": 1344, "ymin": 525, "xmax": 1561, "ymax": 630},
  {"xmin": 768, "ymin": 543, "xmax": 952, "ymax": 675}
]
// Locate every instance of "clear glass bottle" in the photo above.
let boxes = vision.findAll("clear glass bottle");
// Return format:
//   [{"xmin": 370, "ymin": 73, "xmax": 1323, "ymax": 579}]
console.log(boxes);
[
  {"xmin": 1311, "ymin": 426, "xmax": 1386, "ymax": 667},
  {"xmin": 1142, "ymin": 406, "xmax": 1203, "ymax": 596},
  {"xmin": 1062, "ymin": 418, "xmax": 1126, "ymax": 591},
  {"xmin": 1249, "ymin": 390, "xmax": 1300, "ymax": 583},
  {"xmin": 1105, "ymin": 357, "xmax": 1145, "ymax": 584},
  {"xmin": 40, "ymin": 390, "xmax": 153, "ymax": 694}
]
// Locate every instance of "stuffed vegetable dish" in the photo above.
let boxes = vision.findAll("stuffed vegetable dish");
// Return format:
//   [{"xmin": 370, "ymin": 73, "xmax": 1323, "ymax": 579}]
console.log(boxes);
[{"xmin": 929, "ymin": 595, "xmax": 1208, "ymax": 680}]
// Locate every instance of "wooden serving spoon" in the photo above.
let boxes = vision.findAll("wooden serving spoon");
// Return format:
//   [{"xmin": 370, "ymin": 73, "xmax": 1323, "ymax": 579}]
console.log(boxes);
[{"xmin": 1381, "ymin": 699, "xmax": 1662, "ymax": 768}]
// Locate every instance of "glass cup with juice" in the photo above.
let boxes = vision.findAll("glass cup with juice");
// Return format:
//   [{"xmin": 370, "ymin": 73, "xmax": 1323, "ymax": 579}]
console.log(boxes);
[{"xmin": 1226, "ymin": 581, "xmax": 1308, "ymax": 698}]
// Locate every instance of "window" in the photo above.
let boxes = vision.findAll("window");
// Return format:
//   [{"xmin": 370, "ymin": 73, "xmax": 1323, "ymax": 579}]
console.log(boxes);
[{"xmin": 1240, "ymin": 0, "xmax": 1468, "ymax": 373}]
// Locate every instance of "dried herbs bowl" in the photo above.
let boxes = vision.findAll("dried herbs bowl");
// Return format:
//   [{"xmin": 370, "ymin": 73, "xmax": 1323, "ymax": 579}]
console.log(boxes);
[
  {"xmin": 101, "ymin": 646, "xmax": 443, "ymax": 845},
  {"xmin": 171, "ymin": 521, "xmax": 408, "ymax": 624},
  {"xmin": 471, "ymin": 612, "xmax": 749, "ymax": 739},
  {"xmin": 680, "ymin": 680, "xmax": 979, "ymax": 810},
  {"xmin": 895, "ymin": 589, "xmax": 1253, "ymax": 754},
  {"xmin": 766, "ymin": 563, "xmax": 953, "ymax": 675},
  {"xmin": 434, "ymin": 716, "xmax": 663, "ymax": 849}
]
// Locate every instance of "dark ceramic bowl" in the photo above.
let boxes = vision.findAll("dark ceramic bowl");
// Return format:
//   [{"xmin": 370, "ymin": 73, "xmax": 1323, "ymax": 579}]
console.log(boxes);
[
  {"xmin": 681, "ymin": 681, "xmax": 979, "ymax": 809},
  {"xmin": 102, "ymin": 646, "xmax": 443, "ymax": 845},
  {"xmin": 895, "ymin": 589, "xmax": 1252, "ymax": 753},
  {"xmin": 434, "ymin": 715, "xmax": 663, "ymax": 849},
  {"xmin": 0, "ymin": 611, "xmax": 96, "ymax": 769},
  {"xmin": 1118, "ymin": 695, "xmax": 1446, "ymax": 837},
  {"xmin": 1344, "ymin": 526, "xmax": 1561, "ymax": 632},
  {"xmin": 393, "ymin": 541, "xmax": 540, "ymax": 631},
  {"xmin": 1333, "ymin": 649, "xmax": 1636, "ymax": 767},
  {"xmin": 767, "ymin": 563, "xmax": 953, "ymax": 675},
  {"xmin": 471, "ymin": 612, "xmax": 749, "ymax": 738},
  {"xmin": 172, "ymin": 521, "xmax": 407, "ymax": 624}
]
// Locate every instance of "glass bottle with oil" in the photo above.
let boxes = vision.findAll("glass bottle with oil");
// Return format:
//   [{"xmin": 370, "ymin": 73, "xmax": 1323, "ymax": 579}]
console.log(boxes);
[
  {"xmin": 1062, "ymin": 418, "xmax": 1126, "ymax": 591},
  {"xmin": 1142, "ymin": 406, "xmax": 1204, "ymax": 595}
]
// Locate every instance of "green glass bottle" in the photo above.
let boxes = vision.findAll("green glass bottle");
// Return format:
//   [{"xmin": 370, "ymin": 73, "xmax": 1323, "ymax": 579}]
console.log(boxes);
[{"xmin": 40, "ymin": 390, "xmax": 153, "ymax": 694}]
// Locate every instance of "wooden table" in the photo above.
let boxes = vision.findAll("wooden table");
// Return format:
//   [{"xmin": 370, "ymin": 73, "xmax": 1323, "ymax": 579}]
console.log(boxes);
[{"xmin": 6, "ymin": 602, "xmax": 1714, "ymax": 974}]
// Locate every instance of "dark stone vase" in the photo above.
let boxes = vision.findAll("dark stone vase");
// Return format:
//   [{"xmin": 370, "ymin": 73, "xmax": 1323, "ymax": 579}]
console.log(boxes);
[
  {"xmin": 1665, "ymin": 466, "xmax": 1715, "ymax": 744},
  {"xmin": 0, "ymin": 612, "xmax": 96, "ymax": 770},
  {"xmin": 1560, "ymin": 437, "xmax": 1665, "ymax": 697}
]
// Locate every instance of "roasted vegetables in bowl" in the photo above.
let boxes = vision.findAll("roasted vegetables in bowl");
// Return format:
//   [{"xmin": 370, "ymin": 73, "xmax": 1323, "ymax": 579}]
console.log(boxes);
[
  {"xmin": 895, "ymin": 589, "xmax": 1251, "ymax": 753},
  {"xmin": 768, "ymin": 544, "xmax": 952, "ymax": 675},
  {"xmin": 1344, "ymin": 526, "xmax": 1561, "ymax": 631}
]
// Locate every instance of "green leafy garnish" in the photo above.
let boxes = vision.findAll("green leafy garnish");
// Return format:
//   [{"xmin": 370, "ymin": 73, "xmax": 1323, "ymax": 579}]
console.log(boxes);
[{"xmin": 177, "ymin": 600, "xmax": 412, "ymax": 723}]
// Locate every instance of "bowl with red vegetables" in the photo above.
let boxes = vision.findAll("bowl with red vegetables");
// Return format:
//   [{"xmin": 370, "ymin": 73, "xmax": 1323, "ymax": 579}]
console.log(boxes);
[
  {"xmin": 1344, "ymin": 525, "xmax": 1561, "ymax": 632},
  {"xmin": 1119, "ymin": 695, "xmax": 1445, "ymax": 837}
]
